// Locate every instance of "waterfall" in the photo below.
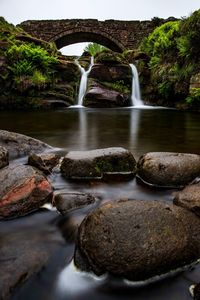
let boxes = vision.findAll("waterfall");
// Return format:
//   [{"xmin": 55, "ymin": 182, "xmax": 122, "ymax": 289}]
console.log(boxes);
[
  {"xmin": 129, "ymin": 64, "xmax": 144, "ymax": 106},
  {"xmin": 76, "ymin": 56, "xmax": 94, "ymax": 106}
]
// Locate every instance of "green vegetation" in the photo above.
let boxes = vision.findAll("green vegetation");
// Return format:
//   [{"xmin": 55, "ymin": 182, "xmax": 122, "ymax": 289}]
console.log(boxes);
[
  {"xmin": 186, "ymin": 88, "xmax": 200, "ymax": 105},
  {"xmin": 139, "ymin": 10, "xmax": 200, "ymax": 108},
  {"xmin": 6, "ymin": 43, "xmax": 57, "ymax": 91},
  {"xmin": 101, "ymin": 80, "xmax": 130, "ymax": 94},
  {"xmin": 84, "ymin": 42, "xmax": 108, "ymax": 57},
  {"xmin": 141, "ymin": 21, "xmax": 180, "ymax": 69}
]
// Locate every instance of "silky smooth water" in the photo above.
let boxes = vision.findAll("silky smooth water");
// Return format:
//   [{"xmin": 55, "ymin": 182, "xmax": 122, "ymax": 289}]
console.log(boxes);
[
  {"xmin": 0, "ymin": 107, "xmax": 200, "ymax": 300},
  {"xmin": 76, "ymin": 57, "xmax": 94, "ymax": 106},
  {"xmin": 0, "ymin": 107, "xmax": 199, "ymax": 159},
  {"xmin": 129, "ymin": 64, "xmax": 143, "ymax": 106}
]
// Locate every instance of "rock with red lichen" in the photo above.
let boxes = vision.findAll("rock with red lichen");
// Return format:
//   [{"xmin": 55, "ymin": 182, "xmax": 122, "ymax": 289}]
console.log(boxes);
[{"xmin": 0, "ymin": 164, "xmax": 53, "ymax": 218}]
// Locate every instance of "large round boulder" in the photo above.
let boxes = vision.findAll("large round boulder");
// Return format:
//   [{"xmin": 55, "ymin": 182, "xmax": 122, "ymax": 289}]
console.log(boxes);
[
  {"xmin": 75, "ymin": 200, "xmax": 200, "ymax": 281},
  {"xmin": 0, "ymin": 130, "xmax": 53, "ymax": 159},
  {"xmin": 0, "ymin": 164, "xmax": 53, "ymax": 218},
  {"xmin": 174, "ymin": 181, "xmax": 200, "ymax": 216},
  {"xmin": 0, "ymin": 146, "xmax": 8, "ymax": 169},
  {"xmin": 61, "ymin": 147, "xmax": 136, "ymax": 180},
  {"xmin": 137, "ymin": 152, "xmax": 200, "ymax": 187}
]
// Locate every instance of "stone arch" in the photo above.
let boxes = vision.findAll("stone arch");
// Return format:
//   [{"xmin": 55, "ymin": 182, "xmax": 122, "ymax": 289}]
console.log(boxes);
[{"xmin": 50, "ymin": 28, "xmax": 125, "ymax": 52}]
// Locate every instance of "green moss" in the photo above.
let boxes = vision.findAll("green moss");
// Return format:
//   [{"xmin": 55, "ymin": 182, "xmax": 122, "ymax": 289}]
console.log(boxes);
[
  {"xmin": 186, "ymin": 88, "xmax": 200, "ymax": 105},
  {"xmin": 101, "ymin": 80, "xmax": 130, "ymax": 94}
]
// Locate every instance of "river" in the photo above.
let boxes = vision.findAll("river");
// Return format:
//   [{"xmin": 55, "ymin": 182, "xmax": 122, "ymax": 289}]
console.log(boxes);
[{"xmin": 0, "ymin": 106, "xmax": 200, "ymax": 300}]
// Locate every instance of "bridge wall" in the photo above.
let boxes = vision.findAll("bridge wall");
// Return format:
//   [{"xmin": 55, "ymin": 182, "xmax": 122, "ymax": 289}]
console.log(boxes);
[{"xmin": 19, "ymin": 18, "xmax": 161, "ymax": 51}]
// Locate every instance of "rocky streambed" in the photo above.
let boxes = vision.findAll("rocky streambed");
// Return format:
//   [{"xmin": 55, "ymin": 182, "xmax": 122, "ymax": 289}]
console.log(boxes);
[{"xmin": 1, "ymin": 129, "xmax": 200, "ymax": 299}]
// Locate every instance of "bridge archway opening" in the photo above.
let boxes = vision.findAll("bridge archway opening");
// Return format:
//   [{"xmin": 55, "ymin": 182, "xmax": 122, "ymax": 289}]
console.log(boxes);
[
  {"xmin": 54, "ymin": 31, "xmax": 124, "ymax": 54},
  {"xmin": 60, "ymin": 42, "xmax": 89, "ymax": 56}
]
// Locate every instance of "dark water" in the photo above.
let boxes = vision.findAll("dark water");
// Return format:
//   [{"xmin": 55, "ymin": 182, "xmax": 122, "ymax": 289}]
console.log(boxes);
[
  {"xmin": 1, "ymin": 107, "xmax": 200, "ymax": 300},
  {"xmin": 0, "ymin": 107, "xmax": 200, "ymax": 159}
]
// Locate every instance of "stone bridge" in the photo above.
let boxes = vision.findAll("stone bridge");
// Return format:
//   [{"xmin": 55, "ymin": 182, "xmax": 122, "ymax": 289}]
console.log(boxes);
[{"xmin": 19, "ymin": 19, "xmax": 159, "ymax": 52}]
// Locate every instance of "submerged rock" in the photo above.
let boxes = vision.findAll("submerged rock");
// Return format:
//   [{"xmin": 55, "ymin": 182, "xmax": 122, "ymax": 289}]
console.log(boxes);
[
  {"xmin": 75, "ymin": 200, "xmax": 200, "ymax": 281},
  {"xmin": 137, "ymin": 152, "xmax": 200, "ymax": 188},
  {"xmin": 0, "ymin": 146, "xmax": 8, "ymax": 169},
  {"xmin": 0, "ymin": 164, "xmax": 53, "ymax": 218},
  {"xmin": 54, "ymin": 191, "xmax": 98, "ymax": 214},
  {"xmin": 61, "ymin": 147, "xmax": 136, "ymax": 180},
  {"xmin": 0, "ymin": 130, "xmax": 53, "ymax": 159},
  {"xmin": 174, "ymin": 180, "xmax": 200, "ymax": 216}
]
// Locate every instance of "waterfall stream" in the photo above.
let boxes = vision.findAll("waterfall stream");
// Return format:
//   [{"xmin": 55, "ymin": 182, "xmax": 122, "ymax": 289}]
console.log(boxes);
[
  {"xmin": 129, "ymin": 64, "xmax": 144, "ymax": 106},
  {"xmin": 76, "ymin": 56, "xmax": 94, "ymax": 106}
]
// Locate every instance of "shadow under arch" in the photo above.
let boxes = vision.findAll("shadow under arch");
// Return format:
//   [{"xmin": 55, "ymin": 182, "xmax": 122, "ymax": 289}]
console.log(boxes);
[{"xmin": 52, "ymin": 29, "xmax": 124, "ymax": 53}]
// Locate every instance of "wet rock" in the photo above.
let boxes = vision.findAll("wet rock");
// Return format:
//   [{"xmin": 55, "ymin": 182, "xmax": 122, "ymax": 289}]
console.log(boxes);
[
  {"xmin": 75, "ymin": 200, "xmax": 200, "ymax": 281},
  {"xmin": 0, "ymin": 210, "xmax": 65, "ymax": 300},
  {"xmin": 40, "ymin": 152, "xmax": 61, "ymax": 170},
  {"xmin": 28, "ymin": 152, "xmax": 60, "ymax": 175},
  {"xmin": 0, "ymin": 164, "xmax": 53, "ymax": 218},
  {"xmin": 89, "ymin": 63, "xmax": 131, "ymax": 82},
  {"xmin": 84, "ymin": 82, "xmax": 129, "ymax": 108},
  {"xmin": 137, "ymin": 152, "xmax": 200, "ymax": 188},
  {"xmin": 0, "ymin": 146, "xmax": 8, "ymax": 169},
  {"xmin": 0, "ymin": 130, "xmax": 53, "ymax": 159},
  {"xmin": 54, "ymin": 191, "xmax": 97, "ymax": 214},
  {"xmin": 28, "ymin": 153, "xmax": 51, "ymax": 175},
  {"xmin": 41, "ymin": 99, "xmax": 70, "ymax": 109},
  {"xmin": 61, "ymin": 147, "xmax": 136, "ymax": 180},
  {"xmin": 193, "ymin": 283, "xmax": 200, "ymax": 300},
  {"xmin": 173, "ymin": 181, "xmax": 200, "ymax": 216}
]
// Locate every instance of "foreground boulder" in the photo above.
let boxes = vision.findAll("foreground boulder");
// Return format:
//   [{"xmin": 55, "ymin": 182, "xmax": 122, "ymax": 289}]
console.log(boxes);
[
  {"xmin": 0, "ymin": 164, "xmax": 53, "ymax": 218},
  {"xmin": 75, "ymin": 200, "xmax": 200, "ymax": 281},
  {"xmin": 174, "ymin": 180, "xmax": 200, "ymax": 216},
  {"xmin": 137, "ymin": 152, "xmax": 200, "ymax": 187},
  {"xmin": 0, "ymin": 210, "xmax": 65, "ymax": 300},
  {"xmin": 54, "ymin": 191, "xmax": 98, "ymax": 214},
  {"xmin": 61, "ymin": 147, "xmax": 136, "ymax": 180},
  {"xmin": 0, "ymin": 130, "xmax": 53, "ymax": 159},
  {"xmin": 0, "ymin": 146, "xmax": 8, "ymax": 169}
]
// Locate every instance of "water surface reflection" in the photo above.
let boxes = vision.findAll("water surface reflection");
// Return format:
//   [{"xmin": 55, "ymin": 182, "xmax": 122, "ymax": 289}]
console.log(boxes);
[{"xmin": 0, "ymin": 107, "xmax": 199, "ymax": 159}]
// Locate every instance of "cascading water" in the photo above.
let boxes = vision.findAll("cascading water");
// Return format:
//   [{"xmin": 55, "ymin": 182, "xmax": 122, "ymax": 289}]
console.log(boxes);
[
  {"xmin": 76, "ymin": 56, "xmax": 94, "ymax": 106},
  {"xmin": 129, "ymin": 63, "xmax": 144, "ymax": 106}
]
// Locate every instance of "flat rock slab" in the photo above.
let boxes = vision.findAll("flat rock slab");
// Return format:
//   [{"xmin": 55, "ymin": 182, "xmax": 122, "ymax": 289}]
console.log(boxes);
[
  {"xmin": 0, "ymin": 130, "xmax": 53, "ymax": 159},
  {"xmin": 0, "ymin": 164, "xmax": 53, "ymax": 219},
  {"xmin": 0, "ymin": 146, "xmax": 8, "ymax": 169},
  {"xmin": 75, "ymin": 200, "xmax": 200, "ymax": 281},
  {"xmin": 54, "ymin": 191, "xmax": 98, "ymax": 214},
  {"xmin": 174, "ymin": 181, "xmax": 200, "ymax": 216},
  {"xmin": 61, "ymin": 147, "xmax": 136, "ymax": 180},
  {"xmin": 0, "ymin": 210, "xmax": 65, "ymax": 300},
  {"xmin": 137, "ymin": 152, "xmax": 200, "ymax": 188}
]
